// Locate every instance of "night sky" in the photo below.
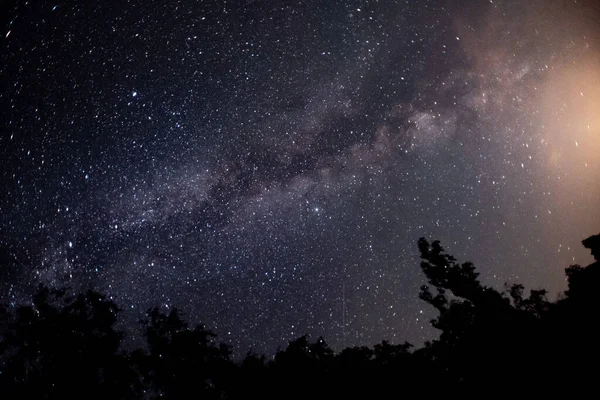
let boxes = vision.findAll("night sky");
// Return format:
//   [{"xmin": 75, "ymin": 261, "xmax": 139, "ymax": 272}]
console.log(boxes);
[{"xmin": 1, "ymin": 0, "xmax": 599, "ymax": 355}]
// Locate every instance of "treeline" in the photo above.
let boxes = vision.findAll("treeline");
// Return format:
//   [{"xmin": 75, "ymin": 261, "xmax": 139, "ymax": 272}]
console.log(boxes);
[{"xmin": 1, "ymin": 233, "xmax": 599, "ymax": 399}]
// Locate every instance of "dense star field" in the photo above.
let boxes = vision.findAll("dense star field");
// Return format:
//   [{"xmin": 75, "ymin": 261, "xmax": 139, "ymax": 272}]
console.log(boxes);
[{"xmin": 1, "ymin": 0, "xmax": 599, "ymax": 355}]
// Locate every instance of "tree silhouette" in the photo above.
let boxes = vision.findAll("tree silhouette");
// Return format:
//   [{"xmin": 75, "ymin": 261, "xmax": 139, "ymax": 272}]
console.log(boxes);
[
  {"xmin": 268, "ymin": 335, "xmax": 335, "ymax": 399},
  {"xmin": 550, "ymin": 233, "xmax": 600, "ymax": 387},
  {"xmin": 0, "ymin": 231, "xmax": 599, "ymax": 398},
  {"xmin": 134, "ymin": 307, "xmax": 233, "ymax": 399},
  {"xmin": 416, "ymin": 238, "xmax": 551, "ymax": 391},
  {"xmin": 0, "ymin": 287, "xmax": 138, "ymax": 399}
]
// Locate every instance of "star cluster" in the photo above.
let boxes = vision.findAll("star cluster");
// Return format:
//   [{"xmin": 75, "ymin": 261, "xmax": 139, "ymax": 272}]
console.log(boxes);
[{"xmin": 1, "ymin": 0, "xmax": 599, "ymax": 354}]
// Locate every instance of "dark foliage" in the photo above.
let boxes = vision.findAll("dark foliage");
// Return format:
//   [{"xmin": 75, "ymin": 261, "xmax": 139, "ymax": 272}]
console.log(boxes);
[
  {"xmin": 134, "ymin": 307, "xmax": 233, "ymax": 399},
  {"xmin": 0, "ymin": 289, "xmax": 139, "ymax": 399},
  {"xmin": 1, "ymin": 232, "xmax": 599, "ymax": 398}
]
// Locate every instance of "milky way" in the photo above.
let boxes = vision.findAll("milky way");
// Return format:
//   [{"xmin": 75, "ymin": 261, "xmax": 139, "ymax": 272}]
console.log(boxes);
[{"xmin": 1, "ymin": 0, "xmax": 599, "ymax": 355}]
